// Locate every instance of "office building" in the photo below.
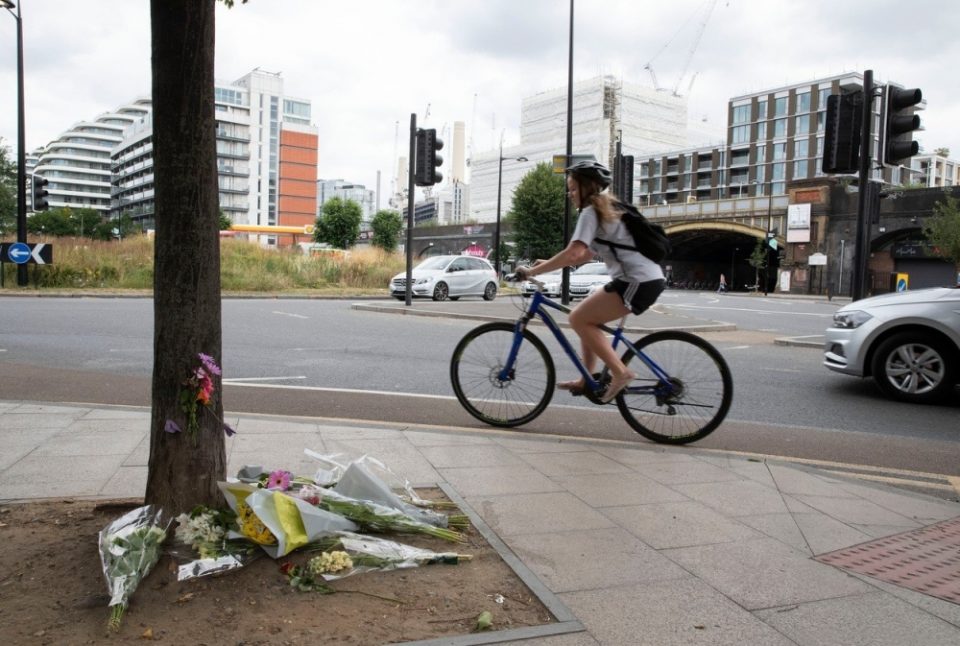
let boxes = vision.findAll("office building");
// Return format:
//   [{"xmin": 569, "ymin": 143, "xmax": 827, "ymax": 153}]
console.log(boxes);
[{"xmin": 317, "ymin": 179, "xmax": 376, "ymax": 224}]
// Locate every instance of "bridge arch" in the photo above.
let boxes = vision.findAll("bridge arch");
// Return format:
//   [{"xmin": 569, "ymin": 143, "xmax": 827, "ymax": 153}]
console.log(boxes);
[{"xmin": 663, "ymin": 221, "xmax": 780, "ymax": 292}]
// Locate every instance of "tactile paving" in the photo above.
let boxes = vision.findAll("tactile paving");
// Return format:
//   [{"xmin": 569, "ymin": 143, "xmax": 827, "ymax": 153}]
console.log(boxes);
[{"xmin": 815, "ymin": 515, "xmax": 960, "ymax": 605}]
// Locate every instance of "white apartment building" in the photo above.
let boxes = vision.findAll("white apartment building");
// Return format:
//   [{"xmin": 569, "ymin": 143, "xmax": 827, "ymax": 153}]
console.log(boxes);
[
  {"xmin": 908, "ymin": 153, "xmax": 958, "ymax": 188},
  {"xmin": 31, "ymin": 99, "xmax": 151, "ymax": 213},
  {"xmin": 112, "ymin": 69, "xmax": 317, "ymax": 236},
  {"xmin": 467, "ymin": 75, "xmax": 690, "ymax": 223},
  {"xmin": 317, "ymin": 179, "xmax": 376, "ymax": 224}
]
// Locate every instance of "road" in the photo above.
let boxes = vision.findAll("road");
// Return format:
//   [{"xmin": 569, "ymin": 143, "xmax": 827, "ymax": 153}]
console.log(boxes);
[{"xmin": 1, "ymin": 293, "xmax": 958, "ymax": 499}]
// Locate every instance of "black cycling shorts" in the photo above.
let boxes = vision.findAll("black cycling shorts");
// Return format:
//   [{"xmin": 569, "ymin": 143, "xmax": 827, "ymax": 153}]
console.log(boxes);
[{"xmin": 604, "ymin": 278, "xmax": 665, "ymax": 315}]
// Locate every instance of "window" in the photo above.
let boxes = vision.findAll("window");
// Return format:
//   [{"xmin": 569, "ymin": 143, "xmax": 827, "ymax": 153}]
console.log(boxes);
[
  {"xmin": 731, "ymin": 149, "xmax": 750, "ymax": 166},
  {"xmin": 756, "ymin": 99, "xmax": 767, "ymax": 120},
  {"xmin": 756, "ymin": 121, "xmax": 767, "ymax": 140},
  {"xmin": 793, "ymin": 160, "xmax": 808, "ymax": 179},
  {"xmin": 816, "ymin": 137, "xmax": 824, "ymax": 155},
  {"xmin": 772, "ymin": 163, "xmax": 786, "ymax": 180},
  {"xmin": 732, "ymin": 104, "xmax": 750, "ymax": 124},
  {"xmin": 796, "ymin": 92, "xmax": 811, "ymax": 112},
  {"xmin": 755, "ymin": 165, "xmax": 766, "ymax": 185},
  {"xmin": 817, "ymin": 111, "xmax": 826, "ymax": 132},
  {"xmin": 772, "ymin": 143, "xmax": 787, "ymax": 161},
  {"xmin": 732, "ymin": 125, "xmax": 750, "ymax": 144},
  {"xmin": 794, "ymin": 139, "xmax": 809, "ymax": 158},
  {"xmin": 756, "ymin": 144, "xmax": 766, "ymax": 163},
  {"xmin": 774, "ymin": 119, "xmax": 788, "ymax": 138},
  {"xmin": 795, "ymin": 115, "xmax": 809, "ymax": 135},
  {"xmin": 774, "ymin": 97, "xmax": 788, "ymax": 116},
  {"xmin": 818, "ymin": 90, "xmax": 830, "ymax": 110}
]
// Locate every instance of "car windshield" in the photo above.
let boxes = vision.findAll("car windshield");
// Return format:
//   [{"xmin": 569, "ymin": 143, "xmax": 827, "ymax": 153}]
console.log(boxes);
[
  {"xmin": 416, "ymin": 256, "xmax": 452, "ymax": 270},
  {"xmin": 573, "ymin": 263, "xmax": 608, "ymax": 275}
]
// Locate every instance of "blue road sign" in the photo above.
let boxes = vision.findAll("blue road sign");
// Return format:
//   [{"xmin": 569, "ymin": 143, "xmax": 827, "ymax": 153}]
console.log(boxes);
[
  {"xmin": 897, "ymin": 278, "xmax": 907, "ymax": 292},
  {"xmin": 7, "ymin": 242, "xmax": 30, "ymax": 264}
]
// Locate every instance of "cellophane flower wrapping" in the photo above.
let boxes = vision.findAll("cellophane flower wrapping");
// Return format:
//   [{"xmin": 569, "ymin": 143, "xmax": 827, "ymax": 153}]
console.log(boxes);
[
  {"xmin": 218, "ymin": 481, "xmax": 358, "ymax": 558},
  {"xmin": 170, "ymin": 505, "xmax": 263, "ymax": 581},
  {"xmin": 98, "ymin": 505, "xmax": 170, "ymax": 629},
  {"xmin": 309, "ymin": 531, "xmax": 472, "ymax": 581}
]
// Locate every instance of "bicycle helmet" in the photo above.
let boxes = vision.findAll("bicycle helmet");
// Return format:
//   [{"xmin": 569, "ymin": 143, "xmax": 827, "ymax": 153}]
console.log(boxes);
[{"xmin": 566, "ymin": 160, "xmax": 612, "ymax": 189}]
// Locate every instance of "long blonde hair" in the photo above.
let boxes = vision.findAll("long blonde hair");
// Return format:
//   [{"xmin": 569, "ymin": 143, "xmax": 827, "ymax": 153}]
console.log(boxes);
[{"xmin": 571, "ymin": 175, "xmax": 620, "ymax": 223}]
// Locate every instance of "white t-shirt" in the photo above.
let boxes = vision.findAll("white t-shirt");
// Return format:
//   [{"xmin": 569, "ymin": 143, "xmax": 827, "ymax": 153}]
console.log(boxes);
[{"xmin": 571, "ymin": 205, "xmax": 665, "ymax": 283}]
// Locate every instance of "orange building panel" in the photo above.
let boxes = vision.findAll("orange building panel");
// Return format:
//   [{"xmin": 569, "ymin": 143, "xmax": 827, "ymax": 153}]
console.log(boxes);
[{"xmin": 278, "ymin": 126, "xmax": 318, "ymax": 246}]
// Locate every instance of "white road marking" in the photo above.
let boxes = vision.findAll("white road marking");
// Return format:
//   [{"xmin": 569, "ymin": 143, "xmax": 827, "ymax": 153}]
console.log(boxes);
[
  {"xmin": 224, "ymin": 376, "xmax": 307, "ymax": 382},
  {"xmin": 272, "ymin": 310, "xmax": 308, "ymax": 319},
  {"xmin": 668, "ymin": 304, "xmax": 833, "ymax": 317},
  {"xmin": 723, "ymin": 345, "xmax": 751, "ymax": 350}
]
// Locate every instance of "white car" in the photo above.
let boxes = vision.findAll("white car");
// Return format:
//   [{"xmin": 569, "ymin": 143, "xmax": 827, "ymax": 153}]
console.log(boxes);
[
  {"xmin": 520, "ymin": 270, "xmax": 563, "ymax": 297},
  {"xmin": 568, "ymin": 262, "xmax": 612, "ymax": 300},
  {"xmin": 390, "ymin": 255, "xmax": 498, "ymax": 302},
  {"xmin": 824, "ymin": 287, "xmax": 960, "ymax": 404}
]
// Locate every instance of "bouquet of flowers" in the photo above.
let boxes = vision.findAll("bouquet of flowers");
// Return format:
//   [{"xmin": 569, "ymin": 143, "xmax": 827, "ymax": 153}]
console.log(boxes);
[
  {"xmin": 171, "ymin": 505, "xmax": 262, "ymax": 581},
  {"xmin": 296, "ymin": 484, "xmax": 465, "ymax": 543},
  {"xmin": 164, "ymin": 353, "xmax": 235, "ymax": 444},
  {"xmin": 304, "ymin": 532, "xmax": 473, "ymax": 580},
  {"xmin": 98, "ymin": 505, "xmax": 170, "ymax": 631}
]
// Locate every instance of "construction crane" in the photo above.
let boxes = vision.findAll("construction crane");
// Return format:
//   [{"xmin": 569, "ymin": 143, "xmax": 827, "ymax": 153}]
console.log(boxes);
[
  {"xmin": 643, "ymin": 63, "xmax": 662, "ymax": 92},
  {"xmin": 671, "ymin": 0, "xmax": 719, "ymax": 96}
]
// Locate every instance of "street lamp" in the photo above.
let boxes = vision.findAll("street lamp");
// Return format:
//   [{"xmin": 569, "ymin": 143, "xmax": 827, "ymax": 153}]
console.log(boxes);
[
  {"xmin": 494, "ymin": 141, "xmax": 527, "ymax": 277},
  {"xmin": 2, "ymin": 0, "xmax": 28, "ymax": 286}
]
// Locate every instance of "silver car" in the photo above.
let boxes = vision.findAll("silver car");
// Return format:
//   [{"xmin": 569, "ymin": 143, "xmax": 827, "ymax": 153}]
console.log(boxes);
[
  {"xmin": 568, "ymin": 262, "xmax": 612, "ymax": 300},
  {"xmin": 824, "ymin": 287, "xmax": 960, "ymax": 404},
  {"xmin": 390, "ymin": 255, "xmax": 498, "ymax": 301},
  {"xmin": 520, "ymin": 270, "xmax": 563, "ymax": 297}
]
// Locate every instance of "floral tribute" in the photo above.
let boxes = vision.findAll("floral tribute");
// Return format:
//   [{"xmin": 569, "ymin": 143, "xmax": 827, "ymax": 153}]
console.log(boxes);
[{"xmin": 164, "ymin": 352, "xmax": 236, "ymax": 443}]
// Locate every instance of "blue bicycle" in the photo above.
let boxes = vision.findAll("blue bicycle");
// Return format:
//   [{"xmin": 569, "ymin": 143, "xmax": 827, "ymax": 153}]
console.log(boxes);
[{"xmin": 450, "ymin": 276, "xmax": 733, "ymax": 444}]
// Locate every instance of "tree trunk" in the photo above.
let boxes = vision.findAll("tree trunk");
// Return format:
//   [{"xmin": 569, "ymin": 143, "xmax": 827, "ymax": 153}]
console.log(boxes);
[{"xmin": 145, "ymin": 0, "xmax": 225, "ymax": 513}]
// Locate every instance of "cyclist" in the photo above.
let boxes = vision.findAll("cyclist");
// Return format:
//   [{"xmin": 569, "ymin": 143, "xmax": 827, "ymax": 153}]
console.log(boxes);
[{"xmin": 515, "ymin": 160, "xmax": 665, "ymax": 403}]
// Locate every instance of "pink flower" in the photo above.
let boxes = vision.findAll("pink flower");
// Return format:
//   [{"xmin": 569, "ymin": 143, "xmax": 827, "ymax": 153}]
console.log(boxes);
[
  {"xmin": 266, "ymin": 470, "xmax": 292, "ymax": 491},
  {"xmin": 198, "ymin": 353, "xmax": 222, "ymax": 376}
]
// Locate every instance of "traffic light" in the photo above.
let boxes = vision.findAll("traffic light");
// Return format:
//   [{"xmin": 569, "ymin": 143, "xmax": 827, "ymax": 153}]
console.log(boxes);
[
  {"xmin": 881, "ymin": 84, "xmax": 922, "ymax": 167},
  {"xmin": 414, "ymin": 128, "xmax": 443, "ymax": 186},
  {"xmin": 821, "ymin": 91, "xmax": 862, "ymax": 174},
  {"xmin": 31, "ymin": 174, "xmax": 50, "ymax": 212},
  {"xmin": 619, "ymin": 155, "xmax": 634, "ymax": 203}
]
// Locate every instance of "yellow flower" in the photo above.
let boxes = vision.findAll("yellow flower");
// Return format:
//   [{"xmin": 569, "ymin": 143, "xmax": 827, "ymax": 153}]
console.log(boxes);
[{"xmin": 237, "ymin": 502, "xmax": 277, "ymax": 545}]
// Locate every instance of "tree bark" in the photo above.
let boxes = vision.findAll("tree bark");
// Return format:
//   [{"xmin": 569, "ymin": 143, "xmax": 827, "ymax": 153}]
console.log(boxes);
[{"xmin": 145, "ymin": 0, "xmax": 225, "ymax": 513}]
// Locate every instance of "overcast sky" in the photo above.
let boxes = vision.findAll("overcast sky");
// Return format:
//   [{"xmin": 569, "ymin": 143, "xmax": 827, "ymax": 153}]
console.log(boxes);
[{"xmin": 2, "ymin": 0, "xmax": 958, "ymax": 198}]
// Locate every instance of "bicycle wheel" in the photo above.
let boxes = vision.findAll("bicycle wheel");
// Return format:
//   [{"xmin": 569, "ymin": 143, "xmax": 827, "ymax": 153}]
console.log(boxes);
[
  {"xmin": 616, "ymin": 330, "xmax": 732, "ymax": 444},
  {"xmin": 450, "ymin": 322, "xmax": 555, "ymax": 427}
]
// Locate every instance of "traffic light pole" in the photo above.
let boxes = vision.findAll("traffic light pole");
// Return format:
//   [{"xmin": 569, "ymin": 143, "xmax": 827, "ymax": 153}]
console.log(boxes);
[
  {"xmin": 404, "ymin": 113, "xmax": 416, "ymax": 306},
  {"xmin": 11, "ymin": 0, "xmax": 28, "ymax": 286},
  {"xmin": 851, "ymin": 70, "xmax": 874, "ymax": 302},
  {"xmin": 561, "ymin": 0, "xmax": 574, "ymax": 305}
]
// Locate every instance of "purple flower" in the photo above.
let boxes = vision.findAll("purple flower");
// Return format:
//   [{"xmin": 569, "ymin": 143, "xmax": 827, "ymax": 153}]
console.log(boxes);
[
  {"xmin": 223, "ymin": 423, "xmax": 236, "ymax": 437},
  {"xmin": 164, "ymin": 419, "xmax": 182, "ymax": 434},
  {"xmin": 266, "ymin": 470, "xmax": 292, "ymax": 491},
  {"xmin": 198, "ymin": 353, "xmax": 222, "ymax": 377}
]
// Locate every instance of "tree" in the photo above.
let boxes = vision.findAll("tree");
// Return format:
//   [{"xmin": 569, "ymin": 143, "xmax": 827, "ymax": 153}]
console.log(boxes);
[
  {"xmin": 924, "ymin": 194, "xmax": 960, "ymax": 262},
  {"xmin": 144, "ymin": 0, "xmax": 227, "ymax": 513},
  {"xmin": 370, "ymin": 209, "xmax": 402, "ymax": 251},
  {"xmin": 68, "ymin": 208, "xmax": 101, "ymax": 238},
  {"xmin": 508, "ymin": 162, "xmax": 567, "ymax": 261},
  {"xmin": 747, "ymin": 239, "xmax": 768, "ymax": 287},
  {"xmin": 0, "ymin": 140, "xmax": 16, "ymax": 237},
  {"xmin": 933, "ymin": 147, "xmax": 950, "ymax": 158},
  {"xmin": 219, "ymin": 209, "xmax": 233, "ymax": 231},
  {"xmin": 26, "ymin": 208, "xmax": 75, "ymax": 236},
  {"xmin": 314, "ymin": 196, "xmax": 362, "ymax": 249}
]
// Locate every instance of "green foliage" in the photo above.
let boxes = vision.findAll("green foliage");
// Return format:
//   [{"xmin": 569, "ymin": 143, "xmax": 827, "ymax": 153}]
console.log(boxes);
[
  {"xmin": 933, "ymin": 147, "xmax": 950, "ymax": 158},
  {"xmin": 219, "ymin": 209, "xmax": 233, "ymax": 230},
  {"xmin": 370, "ymin": 209, "xmax": 403, "ymax": 251},
  {"xmin": 0, "ymin": 140, "xmax": 17, "ymax": 237},
  {"xmin": 27, "ymin": 208, "xmax": 77, "ymax": 236},
  {"xmin": 924, "ymin": 195, "xmax": 960, "ymax": 261},
  {"xmin": 748, "ymin": 239, "xmax": 767, "ymax": 270},
  {"xmin": 508, "ymin": 162, "xmax": 567, "ymax": 261},
  {"xmin": 314, "ymin": 197, "xmax": 363, "ymax": 249}
]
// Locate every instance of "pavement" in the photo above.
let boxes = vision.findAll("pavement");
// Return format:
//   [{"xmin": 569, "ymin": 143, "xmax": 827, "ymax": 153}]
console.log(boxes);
[{"xmin": 5, "ymin": 290, "xmax": 959, "ymax": 645}]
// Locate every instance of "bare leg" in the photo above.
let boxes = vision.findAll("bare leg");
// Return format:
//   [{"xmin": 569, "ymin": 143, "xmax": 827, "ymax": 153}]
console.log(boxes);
[{"xmin": 568, "ymin": 289, "xmax": 634, "ymax": 381}]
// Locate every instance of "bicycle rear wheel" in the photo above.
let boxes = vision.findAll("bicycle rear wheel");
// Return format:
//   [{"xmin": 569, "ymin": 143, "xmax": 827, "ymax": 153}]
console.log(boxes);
[
  {"xmin": 616, "ymin": 331, "xmax": 732, "ymax": 444},
  {"xmin": 450, "ymin": 322, "xmax": 555, "ymax": 427}
]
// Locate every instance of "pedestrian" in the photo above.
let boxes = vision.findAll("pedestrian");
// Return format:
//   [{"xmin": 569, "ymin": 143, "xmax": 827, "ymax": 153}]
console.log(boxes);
[
  {"xmin": 514, "ymin": 161, "xmax": 665, "ymax": 403},
  {"xmin": 717, "ymin": 273, "xmax": 727, "ymax": 294}
]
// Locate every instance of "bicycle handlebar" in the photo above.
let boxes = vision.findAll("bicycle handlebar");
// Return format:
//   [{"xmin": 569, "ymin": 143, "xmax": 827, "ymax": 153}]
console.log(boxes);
[{"xmin": 505, "ymin": 273, "xmax": 544, "ymax": 289}]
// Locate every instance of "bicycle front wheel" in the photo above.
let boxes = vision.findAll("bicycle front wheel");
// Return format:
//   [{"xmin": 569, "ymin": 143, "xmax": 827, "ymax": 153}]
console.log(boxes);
[
  {"xmin": 617, "ymin": 331, "xmax": 732, "ymax": 444},
  {"xmin": 450, "ymin": 322, "xmax": 555, "ymax": 427}
]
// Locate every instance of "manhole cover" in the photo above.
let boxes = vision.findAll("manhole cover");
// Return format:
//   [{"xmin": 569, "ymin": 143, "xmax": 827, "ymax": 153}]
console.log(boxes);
[{"xmin": 815, "ymin": 516, "xmax": 960, "ymax": 605}]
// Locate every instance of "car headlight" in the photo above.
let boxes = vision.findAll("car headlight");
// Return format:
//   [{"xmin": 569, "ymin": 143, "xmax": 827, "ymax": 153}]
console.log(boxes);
[
  {"xmin": 832, "ymin": 310, "xmax": 873, "ymax": 329},
  {"xmin": 415, "ymin": 277, "xmax": 433, "ymax": 285}
]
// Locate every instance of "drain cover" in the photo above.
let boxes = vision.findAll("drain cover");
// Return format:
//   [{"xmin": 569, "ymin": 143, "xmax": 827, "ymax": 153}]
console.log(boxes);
[{"xmin": 815, "ymin": 516, "xmax": 960, "ymax": 605}]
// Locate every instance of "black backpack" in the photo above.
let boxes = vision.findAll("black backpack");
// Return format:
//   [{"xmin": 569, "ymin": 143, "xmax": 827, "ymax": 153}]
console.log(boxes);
[{"xmin": 594, "ymin": 201, "xmax": 671, "ymax": 263}]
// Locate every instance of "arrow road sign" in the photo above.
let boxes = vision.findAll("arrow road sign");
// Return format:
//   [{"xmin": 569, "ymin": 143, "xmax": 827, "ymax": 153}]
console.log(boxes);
[{"xmin": 0, "ymin": 242, "xmax": 53, "ymax": 265}]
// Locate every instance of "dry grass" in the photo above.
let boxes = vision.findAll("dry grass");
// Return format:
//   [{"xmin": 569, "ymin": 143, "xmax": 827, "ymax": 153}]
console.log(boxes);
[{"xmin": 0, "ymin": 235, "xmax": 407, "ymax": 293}]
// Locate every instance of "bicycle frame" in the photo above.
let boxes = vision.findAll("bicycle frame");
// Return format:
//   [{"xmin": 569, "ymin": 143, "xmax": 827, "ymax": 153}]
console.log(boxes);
[{"xmin": 499, "ymin": 290, "xmax": 675, "ymax": 398}]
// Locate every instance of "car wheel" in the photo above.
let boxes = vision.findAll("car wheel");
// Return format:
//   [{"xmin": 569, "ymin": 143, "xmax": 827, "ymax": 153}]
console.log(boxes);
[
  {"xmin": 483, "ymin": 282, "xmax": 497, "ymax": 301},
  {"xmin": 432, "ymin": 282, "xmax": 449, "ymax": 301},
  {"xmin": 870, "ymin": 332, "xmax": 955, "ymax": 404}
]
